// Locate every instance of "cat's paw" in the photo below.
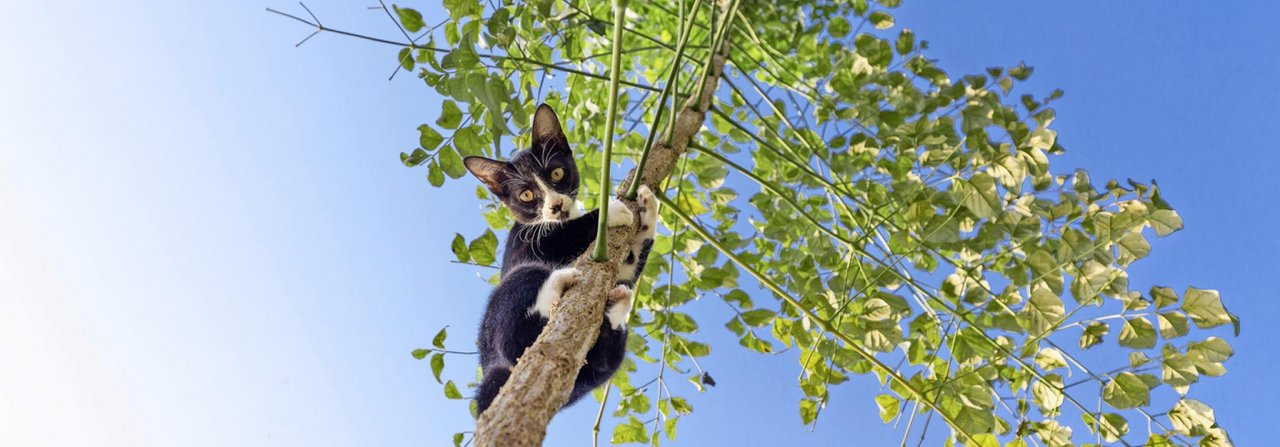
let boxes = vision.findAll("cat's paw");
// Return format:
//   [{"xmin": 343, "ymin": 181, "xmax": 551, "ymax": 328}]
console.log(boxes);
[
  {"xmin": 604, "ymin": 284, "xmax": 633, "ymax": 330},
  {"xmin": 531, "ymin": 267, "xmax": 581, "ymax": 318},
  {"xmin": 634, "ymin": 185, "xmax": 659, "ymax": 239},
  {"xmin": 606, "ymin": 198, "xmax": 634, "ymax": 228}
]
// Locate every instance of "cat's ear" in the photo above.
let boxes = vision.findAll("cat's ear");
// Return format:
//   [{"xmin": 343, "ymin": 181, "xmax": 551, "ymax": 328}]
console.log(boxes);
[
  {"xmin": 464, "ymin": 156, "xmax": 510, "ymax": 195},
  {"xmin": 531, "ymin": 104, "xmax": 568, "ymax": 150}
]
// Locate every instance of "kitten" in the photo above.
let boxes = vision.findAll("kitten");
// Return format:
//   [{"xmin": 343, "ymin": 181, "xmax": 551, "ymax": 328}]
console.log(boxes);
[{"xmin": 464, "ymin": 104, "xmax": 659, "ymax": 415}]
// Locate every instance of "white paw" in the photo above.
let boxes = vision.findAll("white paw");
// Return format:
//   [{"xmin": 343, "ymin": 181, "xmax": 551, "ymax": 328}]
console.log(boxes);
[
  {"xmin": 635, "ymin": 185, "xmax": 659, "ymax": 239},
  {"xmin": 530, "ymin": 268, "xmax": 581, "ymax": 318},
  {"xmin": 605, "ymin": 285, "xmax": 633, "ymax": 330},
  {"xmin": 606, "ymin": 198, "xmax": 634, "ymax": 228}
]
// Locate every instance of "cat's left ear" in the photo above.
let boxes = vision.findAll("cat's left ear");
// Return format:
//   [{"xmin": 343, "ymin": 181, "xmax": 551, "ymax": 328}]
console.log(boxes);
[
  {"xmin": 464, "ymin": 156, "xmax": 510, "ymax": 196},
  {"xmin": 531, "ymin": 104, "xmax": 569, "ymax": 151}
]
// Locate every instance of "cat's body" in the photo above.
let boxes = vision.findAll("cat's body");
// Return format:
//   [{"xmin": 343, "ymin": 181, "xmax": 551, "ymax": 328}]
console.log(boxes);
[
  {"xmin": 500, "ymin": 207, "xmax": 655, "ymax": 285},
  {"xmin": 465, "ymin": 104, "xmax": 657, "ymax": 415}
]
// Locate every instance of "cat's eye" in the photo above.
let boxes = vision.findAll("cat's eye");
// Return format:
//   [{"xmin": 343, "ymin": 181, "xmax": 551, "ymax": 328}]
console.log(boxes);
[
  {"xmin": 518, "ymin": 189, "xmax": 535, "ymax": 202},
  {"xmin": 550, "ymin": 167, "xmax": 565, "ymax": 182}
]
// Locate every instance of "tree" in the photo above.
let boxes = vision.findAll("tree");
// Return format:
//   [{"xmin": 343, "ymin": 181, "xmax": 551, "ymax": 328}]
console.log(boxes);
[{"xmin": 275, "ymin": 0, "xmax": 1239, "ymax": 445}]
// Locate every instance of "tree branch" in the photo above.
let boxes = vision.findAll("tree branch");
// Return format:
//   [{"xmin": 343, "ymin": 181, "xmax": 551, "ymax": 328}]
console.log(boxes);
[{"xmin": 471, "ymin": 26, "xmax": 733, "ymax": 447}]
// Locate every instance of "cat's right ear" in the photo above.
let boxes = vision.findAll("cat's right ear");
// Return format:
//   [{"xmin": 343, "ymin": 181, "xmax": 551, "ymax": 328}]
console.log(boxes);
[
  {"xmin": 531, "ymin": 104, "xmax": 568, "ymax": 150},
  {"xmin": 464, "ymin": 156, "xmax": 510, "ymax": 196}
]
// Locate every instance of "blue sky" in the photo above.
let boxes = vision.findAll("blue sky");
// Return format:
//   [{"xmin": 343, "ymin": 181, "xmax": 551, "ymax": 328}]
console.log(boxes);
[{"xmin": 1, "ymin": 1, "xmax": 1276, "ymax": 445}]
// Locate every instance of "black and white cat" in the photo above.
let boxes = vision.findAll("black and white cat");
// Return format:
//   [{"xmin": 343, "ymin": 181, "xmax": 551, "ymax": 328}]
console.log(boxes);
[{"xmin": 464, "ymin": 104, "xmax": 658, "ymax": 415}]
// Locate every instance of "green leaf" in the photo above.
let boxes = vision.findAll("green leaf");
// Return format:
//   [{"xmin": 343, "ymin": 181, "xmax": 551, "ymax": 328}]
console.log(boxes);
[
  {"xmin": 611, "ymin": 416, "xmax": 648, "ymax": 444},
  {"xmin": 1008, "ymin": 62, "xmax": 1034, "ymax": 80},
  {"xmin": 1117, "ymin": 231, "xmax": 1150, "ymax": 262},
  {"xmin": 452, "ymin": 432, "xmax": 464, "ymax": 447},
  {"xmin": 401, "ymin": 148, "xmax": 428, "ymax": 167},
  {"xmin": 397, "ymin": 47, "xmax": 414, "ymax": 71},
  {"xmin": 427, "ymin": 160, "xmax": 445, "ymax": 187},
  {"xmin": 740, "ymin": 309, "xmax": 776, "ymax": 327},
  {"xmin": 1186, "ymin": 337, "xmax": 1232, "ymax": 377},
  {"xmin": 1089, "ymin": 413, "xmax": 1129, "ymax": 443},
  {"xmin": 452, "ymin": 126, "xmax": 485, "ymax": 156},
  {"xmin": 468, "ymin": 229, "xmax": 498, "ymax": 266},
  {"xmin": 1181, "ymin": 287, "xmax": 1231, "ymax": 328},
  {"xmin": 1129, "ymin": 351, "xmax": 1151, "ymax": 368},
  {"xmin": 1020, "ymin": 283, "xmax": 1065, "ymax": 337},
  {"xmin": 969, "ymin": 434, "xmax": 999, "ymax": 447},
  {"xmin": 1034, "ymin": 347, "xmax": 1068, "ymax": 371},
  {"xmin": 1168, "ymin": 399, "xmax": 1216, "ymax": 436},
  {"xmin": 1161, "ymin": 348, "xmax": 1198, "ymax": 388},
  {"xmin": 451, "ymin": 234, "xmax": 470, "ymax": 263},
  {"xmin": 869, "ymin": 11, "xmax": 894, "ymax": 29},
  {"xmin": 443, "ymin": 380, "xmax": 463, "ymax": 399},
  {"xmin": 1151, "ymin": 286, "xmax": 1178, "ymax": 309},
  {"xmin": 1102, "ymin": 372, "xmax": 1149, "ymax": 409},
  {"xmin": 1157, "ymin": 311, "xmax": 1189, "ymax": 339},
  {"xmin": 853, "ymin": 33, "xmax": 892, "ymax": 68},
  {"xmin": 667, "ymin": 312, "xmax": 699, "ymax": 332},
  {"xmin": 1189, "ymin": 337, "xmax": 1233, "ymax": 363},
  {"xmin": 438, "ymin": 145, "xmax": 466, "ymax": 179},
  {"xmin": 895, "ymin": 29, "xmax": 915, "ymax": 55},
  {"xmin": 1033, "ymin": 420, "xmax": 1071, "ymax": 447},
  {"xmin": 875, "ymin": 394, "xmax": 900, "ymax": 423},
  {"xmin": 1118, "ymin": 317, "xmax": 1156, "ymax": 349},
  {"xmin": 393, "ymin": 5, "xmax": 425, "ymax": 33},
  {"xmin": 1080, "ymin": 321, "xmax": 1109, "ymax": 349},
  {"xmin": 828, "ymin": 16, "xmax": 850, "ymax": 37},
  {"xmin": 419, "ymin": 124, "xmax": 444, "ymax": 150},
  {"xmin": 437, "ymin": 100, "xmax": 463, "ymax": 129},
  {"xmin": 957, "ymin": 173, "xmax": 1000, "ymax": 219},
  {"xmin": 670, "ymin": 396, "xmax": 693, "ymax": 414},
  {"xmin": 430, "ymin": 353, "xmax": 445, "ymax": 383},
  {"xmin": 799, "ymin": 398, "xmax": 818, "ymax": 424},
  {"xmin": 410, "ymin": 348, "xmax": 428, "ymax": 360},
  {"xmin": 433, "ymin": 326, "xmax": 448, "ymax": 349},
  {"xmin": 1032, "ymin": 374, "xmax": 1064, "ymax": 413},
  {"xmin": 1148, "ymin": 209, "xmax": 1183, "ymax": 236},
  {"xmin": 442, "ymin": 0, "xmax": 482, "ymax": 20}
]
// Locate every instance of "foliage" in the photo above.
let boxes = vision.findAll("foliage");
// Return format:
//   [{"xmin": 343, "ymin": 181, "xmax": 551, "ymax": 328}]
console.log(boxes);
[{"xmin": 330, "ymin": 0, "xmax": 1241, "ymax": 445}]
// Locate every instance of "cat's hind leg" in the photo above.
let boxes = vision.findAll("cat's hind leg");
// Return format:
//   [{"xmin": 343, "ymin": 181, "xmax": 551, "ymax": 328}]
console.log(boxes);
[
  {"xmin": 475, "ymin": 364, "xmax": 512, "ymax": 415},
  {"xmin": 566, "ymin": 284, "xmax": 633, "ymax": 407},
  {"xmin": 617, "ymin": 185, "xmax": 659, "ymax": 284},
  {"xmin": 604, "ymin": 284, "xmax": 633, "ymax": 330}
]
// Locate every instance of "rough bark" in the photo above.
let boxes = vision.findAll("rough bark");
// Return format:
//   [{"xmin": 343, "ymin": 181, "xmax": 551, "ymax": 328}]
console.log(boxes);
[{"xmin": 472, "ymin": 39, "xmax": 731, "ymax": 447}]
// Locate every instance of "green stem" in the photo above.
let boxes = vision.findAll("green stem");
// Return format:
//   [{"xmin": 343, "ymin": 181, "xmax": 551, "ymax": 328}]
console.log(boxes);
[
  {"xmin": 626, "ymin": 0, "xmax": 703, "ymax": 200},
  {"xmin": 656, "ymin": 193, "xmax": 977, "ymax": 443},
  {"xmin": 592, "ymin": 0, "xmax": 629, "ymax": 261},
  {"xmin": 693, "ymin": 0, "xmax": 741, "ymax": 105}
]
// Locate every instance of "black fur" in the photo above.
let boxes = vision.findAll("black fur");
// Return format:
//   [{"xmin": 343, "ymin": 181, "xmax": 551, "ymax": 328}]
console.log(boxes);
[
  {"xmin": 473, "ymin": 263, "xmax": 628, "ymax": 414},
  {"xmin": 466, "ymin": 104, "xmax": 655, "ymax": 415}
]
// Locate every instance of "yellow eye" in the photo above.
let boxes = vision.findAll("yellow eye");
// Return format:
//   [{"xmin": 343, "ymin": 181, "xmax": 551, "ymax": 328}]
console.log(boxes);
[
  {"xmin": 519, "ymin": 189, "xmax": 535, "ymax": 202},
  {"xmin": 550, "ymin": 167, "xmax": 565, "ymax": 182}
]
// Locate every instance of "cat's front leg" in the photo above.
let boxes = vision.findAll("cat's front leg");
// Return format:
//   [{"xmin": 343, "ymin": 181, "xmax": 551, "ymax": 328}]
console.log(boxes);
[
  {"xmin": 529, "ymin": 267, "xmax": 582, "ymax": 319},
  {"xmin": 606, "ymin": 197, "xmax": 634, "ymax": 227},
  {"xmin": 617, "ymin": 185, "xmax": 659, "ymax": 284}
]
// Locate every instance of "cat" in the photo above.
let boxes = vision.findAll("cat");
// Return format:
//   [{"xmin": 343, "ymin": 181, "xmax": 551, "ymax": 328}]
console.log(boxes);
[{"xmin": 464, "ymin": 104, "xmax": 658, "ymax": 415}]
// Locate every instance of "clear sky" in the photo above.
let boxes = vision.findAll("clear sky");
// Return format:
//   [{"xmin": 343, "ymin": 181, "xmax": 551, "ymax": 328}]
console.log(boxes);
[{"xmin": 1, "ymin": 1, "xmax": 1276, "ymax": 446}]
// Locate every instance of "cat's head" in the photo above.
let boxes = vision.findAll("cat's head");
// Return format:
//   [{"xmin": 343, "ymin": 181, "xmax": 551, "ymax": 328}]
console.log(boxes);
[{"xmin": 464, "ymin": 104, "xmax": 582, "ymax": 225}]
